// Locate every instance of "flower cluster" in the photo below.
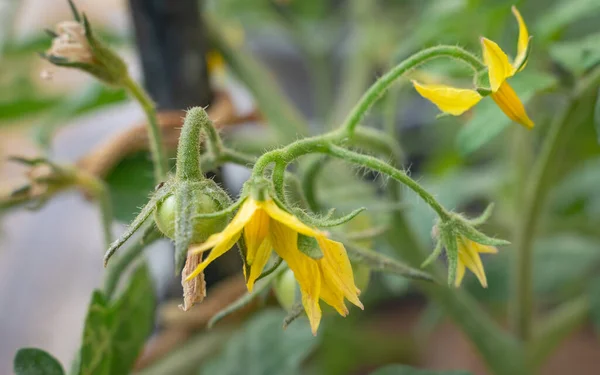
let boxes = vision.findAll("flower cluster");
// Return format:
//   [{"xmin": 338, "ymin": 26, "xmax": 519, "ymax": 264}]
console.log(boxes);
[
  {"xmin": 186, "ymin": 185, "xmax": 363, "ymax": 335},
  {"xmin": 413, "ymin": 6, "xmax": 534, "ymax": 129}
]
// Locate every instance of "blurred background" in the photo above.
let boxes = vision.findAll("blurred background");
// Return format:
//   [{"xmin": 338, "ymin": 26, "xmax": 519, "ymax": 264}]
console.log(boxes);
[{"xmin": 1, "ymin": 0, "xmax": 600, "ymax": 374}]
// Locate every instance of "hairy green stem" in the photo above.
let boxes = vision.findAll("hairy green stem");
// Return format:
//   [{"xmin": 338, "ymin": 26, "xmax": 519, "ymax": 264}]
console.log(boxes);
[
  {"xmin": 123, "ymin": 75, "xmax": 168, "ymax": 182},
  {"xmin": 511, "ymin": 68, "xmax": 600, "ymax": 341},
  {"xmin": 341, "ymin": 45, "xmax": 484, "ymax": 135},
  {"xmin": 176, "ymin": 107, "xmax": 211, "ymax": 181}
]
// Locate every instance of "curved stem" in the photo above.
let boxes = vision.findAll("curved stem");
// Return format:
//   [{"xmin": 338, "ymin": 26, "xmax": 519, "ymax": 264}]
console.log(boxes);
[
  {"xmin": 123, "ymin": 75, "xmax": 168, "ymax": 182},
  {"xmin": 340, "ymin": 45, "xmax": 484, "ymax": 135},
  {"xmin": 326, "ymin": 145, "xmax": 450, "ymax": 220}
]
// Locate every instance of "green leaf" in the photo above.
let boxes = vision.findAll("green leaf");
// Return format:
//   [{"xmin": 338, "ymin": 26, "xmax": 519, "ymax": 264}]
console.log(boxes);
[
  {"xmin": 201, "ymin": 310, "xmax": 318, "ymax": 375},
  {"xmin": 370, "ymin": 365, "xmax": 472, "ymax": 375},
  {"xmin": 549, "ymin": 33, "xmax": 600, "ymax": 77},
  {"xmin": 535, "ymin": 0, "xmax": 600, "ymax": 41},
  {"xmin": 456, "ymin": 71, "xmax": 557, "ymax": 156},
  {"xmin": 76, "ymin": 263, "xmax": 155, "ymax": 375},
  {"xmin": 14, "ymin": 348, "xmax": 65, "ymax": 375},
  {"xmin": 533, "ymin": 235, "xmax": 600, "ymax": 296},
  {"xmin": 105, "ymin": 152, "xmax": 157, "ymax": 222}
]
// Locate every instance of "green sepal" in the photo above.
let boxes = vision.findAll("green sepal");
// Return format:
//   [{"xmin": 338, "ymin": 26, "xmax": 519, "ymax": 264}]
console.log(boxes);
[
  {"xmin": 67, "ymin": 0, "xmax": 82, "ymax": 22},
  {"xmin": 468, "ymin": 203, "xmax": 495, "ymax": 226},
  {"xmin": 174, "ymin": 181, "xmax": 195, "ymax": 273},
  {"xmin": 421, "ymin": 240, "xmax": 443, "ymax": 268},
  {"xmin": 456, "ymin": 220, "xmax": 511, "ymax": 247},
  {"xmin": 297, "ymin": 234, "xmax": 323, "ymax": 260},
  {"xmin": 293, "ymin": 206, "xmax": 366, "ymax": 228},
  {"xmin": 473, "ymin": 69, "xmax": 491, "ymax": 94},
  {"xmin": 190, "ymin": 197, "xmax": 245, "ymax": 220},
  {"xmin": 282, "ymin": 302, "xmax": 305, "ymax": 329},
  {"xmin": 441, "ymin": 226, "xmax": 458, "ymax": 286},
  {"xmin": 255, "ymin": 256, "xmax": 283, "ymax": 283},
  {"xmin": 103, "ymin": 180, "xmax": 173, "ymax": 266}
]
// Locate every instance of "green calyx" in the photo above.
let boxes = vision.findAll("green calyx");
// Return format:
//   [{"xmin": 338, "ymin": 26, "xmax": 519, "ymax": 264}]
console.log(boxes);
[
  {"xmin": 157, "ymin": 179, "xmax": 232, "ymax": 272},
  {"xmin": 474, "ymin": 69, "xmax": 492, "ymax": 96}
]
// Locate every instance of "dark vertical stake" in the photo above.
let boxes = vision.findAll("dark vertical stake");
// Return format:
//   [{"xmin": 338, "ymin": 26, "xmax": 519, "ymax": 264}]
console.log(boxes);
[{"xmin": 127, "ymin": 0, "xmax": 213, "ymax": 109}]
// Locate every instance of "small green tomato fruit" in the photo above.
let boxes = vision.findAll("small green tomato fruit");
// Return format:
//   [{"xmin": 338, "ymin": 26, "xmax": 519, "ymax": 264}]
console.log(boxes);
[
  {"xmin": 273, "ymin": 269, "xmax": 298, "ymax": 312},
  {"xmin": 154, "ymin": 190, "xmax": 227, "ymax": 243}
]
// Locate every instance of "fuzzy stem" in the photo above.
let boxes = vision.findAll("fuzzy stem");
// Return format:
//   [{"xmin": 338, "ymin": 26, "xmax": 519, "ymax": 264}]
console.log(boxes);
[
  {"xmin": 176, "ymin": 107, "xmax": 211, "ymax": 181},
  {"xmin": 123, "ymin": 75, "xmax": 168, "ymax": 182},
  {"xmin": 340, "ymin": 45, "xmax": 484, "ymax": 135}
]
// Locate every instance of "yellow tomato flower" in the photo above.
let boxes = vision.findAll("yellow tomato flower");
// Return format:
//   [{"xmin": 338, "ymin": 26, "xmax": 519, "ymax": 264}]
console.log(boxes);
[
  {"xmin": 186, "ymin": 197, "xmax": 363, "ymax": 335},
  {"xmin": 454, "ymin": 236, "xmax": 498, "ymax": 288},
  {"xmin": 412, "ymin": 6, "xmax": 534, "ymax": 129}
]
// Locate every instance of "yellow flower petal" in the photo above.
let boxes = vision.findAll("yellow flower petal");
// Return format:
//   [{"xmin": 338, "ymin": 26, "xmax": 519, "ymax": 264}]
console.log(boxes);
[
  {"xmin": 244, "ymin": 208, "xmax": 270, "ymax": 265},
  {"xmin": 454, "ymin": 261, "xmax": 466, "ymax": 287},
  {"xmin": 481, "ymin": 37, "xmax": 515, "ymax": 92},
  {"xmin": 473, "ymin": 242, "xmax": 498, "ymax": 254},
  {"xmin": 189, "ymin": 198, "xmax": 257, "ymax": 255},
  {"xmin": 318, "ymin": 275, "xmax": 349, "ymax": 317},
  {"xmin": 457, "ymin": 237, "xmax": 487, "ymax": 288},
  {"xmin": 491, "ymin": 81, "xmax": 534, "ymax": 128},
  {"xmin": 260, "ymin": 199, "xmax": 322, "ymax": 238},
  {"xmin": 511, "ymin": 6, "xmax": 530, "ymax": 71},
  {"xmin": 316, "ymin": 237, "xmax": 363, "ymax": 309},
  {"xmin": 270, "ymin": 220, "xmax": 322, "ymax": 335},
  {"xmin": 185, "ymin": 231, "xmax": 242, "ymax": 281},
  {"xmin": 412, "ymin": 81, "xmax": 482, "ymax": 116},
  {"xmin": 246, "ymin": 237, "xmax": 273, "ymax": 291}
]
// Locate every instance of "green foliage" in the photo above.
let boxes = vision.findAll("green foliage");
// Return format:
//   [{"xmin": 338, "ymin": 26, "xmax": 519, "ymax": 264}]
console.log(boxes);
[
  {"xmin": 534, "ymin": 0, "xmax": 600, "ymax": 41},
  {"xmin": 201, "ymin": 310, "xmax": 318, "ymax": 375},
  {"xmin": 456, "ymin": 71, "xmax": 557, "ymax": 156},
  {"xmin": 105, "ymin": 153, "xmax": 156, "ymax": 222},
  {"xmin": 369, "ymin": 365, "xmax": 472, "ymax": 375},
  {"xmin": 13, "ymin": 348, "xmax": 65, "ymax": 375},
  {"xmin": 74, "ymin": 263, "xmax": 155, "ymax": 375},
  {"xmin": 549, "ymin": 32, "xmax": 600, "ymax": 77}
]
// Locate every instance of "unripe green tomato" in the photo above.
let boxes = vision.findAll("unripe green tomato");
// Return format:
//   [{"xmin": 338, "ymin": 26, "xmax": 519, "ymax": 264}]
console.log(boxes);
[
  {"xmin": 273, "ymin": 269, "xmax": 298, "ymax": 312},
  {"xmin": 154, "ymin": 192, "xmax": 228, "ymax": 243}
]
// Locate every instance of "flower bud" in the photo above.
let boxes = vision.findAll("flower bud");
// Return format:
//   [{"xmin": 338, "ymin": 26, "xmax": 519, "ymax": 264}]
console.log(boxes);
[{"xmin": 42, "ymin": 2, "xmax": 128, "ymax": 86}]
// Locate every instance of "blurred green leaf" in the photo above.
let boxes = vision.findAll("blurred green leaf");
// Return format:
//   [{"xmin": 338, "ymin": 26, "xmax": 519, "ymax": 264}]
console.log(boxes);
[
  {"xmin": 201, "ymin": 309, "xmax": 318, "ymax": 375},
  {"xmin": 13, "ymin": 348, "xmax": 65, "ymax": 375},
  {"xmin": 456, "ymin": 71, "xmax": 557, "ymax": 156},
  {"xmin": 76, "ymin": 263, "xmax": 155, "ymax": 375},
  {"xmin": 533, "ymin": 235, "xmax": 600, "ymax": 296},
  {"xmin": 552, "ymin": 157, "xmax": 600, "ymax": 219},
  {"xmin": 105, "ymin": 153, "xmax": 156, "ymax": 222},
  {"xmin": 369, "ymin": 365, "xmax": 472, "ymax": 375},
  {"xmin": 535, "ymin": 0, "xmax": 600, "ymax": 41},
  {"xmin": 549, "ymin": 33, "xmax": 600, "ymax": 76},
  {"xmin": 0, "ymin": 96, "xmax": 61, "ymax": 121}
]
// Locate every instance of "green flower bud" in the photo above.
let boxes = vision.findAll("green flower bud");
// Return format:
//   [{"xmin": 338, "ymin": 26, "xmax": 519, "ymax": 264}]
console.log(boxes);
[{"xmin": 42, "ymin": 1, "xmax": 128, "ymax": 86}]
